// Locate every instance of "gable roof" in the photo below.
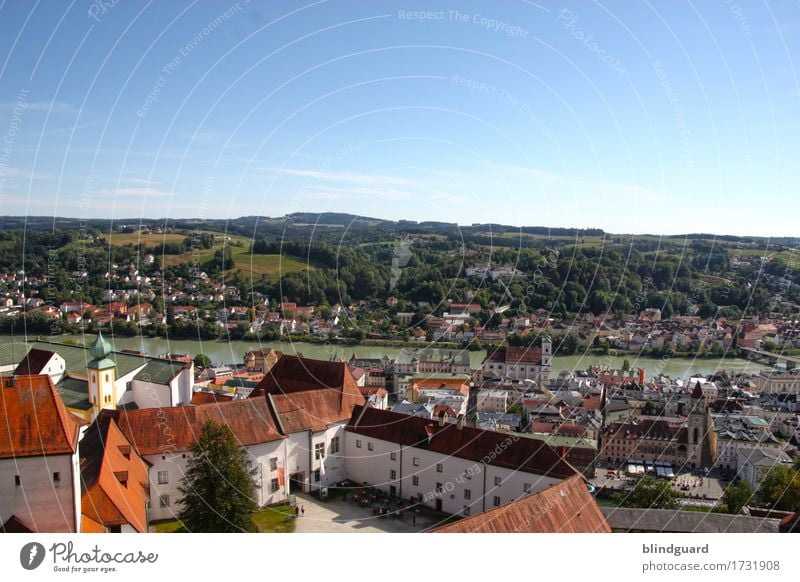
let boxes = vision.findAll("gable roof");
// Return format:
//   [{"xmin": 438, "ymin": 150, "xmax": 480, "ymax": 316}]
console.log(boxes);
[
  {"xmin": 0, "ymin": 375, "xmax": 83, "ymax": 458},
  {"xmin": 434, "ymin": 474, "xmax": 610, "ymax": 533},
  {"xmin": 111, "ymin": 397, "xmax": 284, "ymax": 455},
  {"xmin": 348, "ymin": 406, "xmax": 576, "ymax": 479},
  {"xmin": 13, "ymin": 348, "xmax": 57, "ymax": 375},
  {"xmin": 253, "ymin": 355, "xmax": 366, "ymax": 433},
  {"xmin": 80, "ymin": 416, "xmax": 150, "ymax": 533}
]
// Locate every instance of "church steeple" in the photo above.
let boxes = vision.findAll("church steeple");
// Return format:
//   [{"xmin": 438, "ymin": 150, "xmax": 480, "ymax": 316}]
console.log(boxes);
[{"xmin": 87, "ymin": 332, "xmax": 117, "ymax": 417}]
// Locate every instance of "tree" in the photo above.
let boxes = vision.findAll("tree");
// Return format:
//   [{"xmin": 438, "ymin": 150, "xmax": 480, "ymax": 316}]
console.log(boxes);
[
  {"xmin": 194, "ymin": 353, "xmax": 212, "ymax": 368},
  {"xmin": 177, "ymin": 420, "xmax": 258, "ymax": 532},
  {"xmin": 613, "ymin": 475, "xmax": 678, "ymax": 509},
  {"xmin": 759, "ymin": 466, "xmax": 800, "ymax": 512},
  {"xmin": 721, "ymin": 481, "xmax": 754, "ymax": 514},
  {"xmin": 622, "ymin": 358, "xmax": 631, "ymax": 373}
]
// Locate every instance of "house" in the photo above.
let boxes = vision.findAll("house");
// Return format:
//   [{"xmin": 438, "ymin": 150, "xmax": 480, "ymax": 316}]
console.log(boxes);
[
  {"xmin": 475, "ymin": 389, "xmax": 510, "ymax": 413},
  {"xmin": 0, "ymin": 375, "xmax": 83, "ymax": 532},
  {"xmin": 79, "ymin": 415, "xmax": 150, "ymax": 533},
  {"xmin": 14, "ymin": 348, "xmax": 67, "ymax": 384},
  {"xmin": 111, "ymin": 398, "xmax": 285, "ymax": 522},
  {"xmin": 243, "ymin": 348, "xmax": 282, "ymax": 372},
  {"xmin": 737, "ymin": 447, "xmax": 793, "ymax": 491},
  {"xmin": 432, "ymin": 474, "xmax": 609, "ymax": 533},
  {"xmin": 249, "ymin": 355, "xmax": 366, "ymax": 495},
  {"xmin": 345, "ymin": 405, "xmax": 576, "ymax": 517},
  {"xmin": 481, "ymin": 336, "xmax": 552, "ymax": 385}
]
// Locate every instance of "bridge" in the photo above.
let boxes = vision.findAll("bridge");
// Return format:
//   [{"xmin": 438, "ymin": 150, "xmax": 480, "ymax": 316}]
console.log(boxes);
[{"xmin": 740, "ymin": 347, "xmax": 800, "ymax": 370}]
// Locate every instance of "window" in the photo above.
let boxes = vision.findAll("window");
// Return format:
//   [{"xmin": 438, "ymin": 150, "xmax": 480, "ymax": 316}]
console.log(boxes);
[
  {"xmin": 436, "ymin": 463, "xmax": 443, "ymax": 473},
  {"xmin": 105, "ymin": 373, "xmax": 110, "ymax": 382},
  {"xmin": 523, "ymin": 483, "xmax": 531, "ymax": 494},
  {"xmin": 159, "ymin": 495, "xmax": 170, "ymax": 508},
  {"xmin": 435, "ymin": 482, "xmax": 443, "ymax": 493},
  {"xmin": 412, "ymin": 476, "xmax": 419, "ymax": 486},
  {"xmin": 14, "ymin": 475, "xmax": 20, "ymax": 486},
  {"xmin": 390, "ymin": 451, "xmax": 397, "ymax": 461},
  {"xmin": 389, "ymin": 470, "xmax": 397, "ymax": 480},
  {"xmin": 270, "ymin": 478, "xmax": 280, "ymax": 493},
  {"xmin": 367, "ymin": 442, "xmax": 374, "ymax": 451},
  {"xmin": 356, "ymin": 439, "xmax": 362, "ymax": 448},
  {"xmin": 464, "ymin": 489, "xmax": 471, "ymax": 500},
  {"xmin": 269, "ymin": 457, "xmax": 278, "ymax": 471},
  {"xmin": 126, "ymin": 381, "xmax": 133, "ymax": 392},
  {"xmin": 493, "ymin": 496, "xmax": 501, "ymax": 507},
  {"xmin": 463, "ymin": 506, "xmax": 471, "ymax": 516},
  {"xmin": 158, "ymin": 471, "xmax": 169, "ymax": 485},
  {"xmin": 314, "ymin": 442, "xmax": 325, "ymax": 460},
  {"xmin": 313, "ymin": 469, "xmax": 320, "ymax": 483},
  {"xmin": 413, "ymin": 457, "xmax": 420, "ymax": 467},
  {"xmin": 330, "ymin": 436, "xmax": 340, "ymax": 454},
  {"xmin": 53, "ymin": 472, "xmax": 61, "ymax": 483},
  {"xmin": 494, "ymin": 476, "xmax": 501, "ymax": 486}
]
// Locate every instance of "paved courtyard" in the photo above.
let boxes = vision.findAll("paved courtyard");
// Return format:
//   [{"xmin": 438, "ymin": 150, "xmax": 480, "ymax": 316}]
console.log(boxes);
[{"xmin": 291, "ymin": 493, "xmax": 450, "ymax": 533}]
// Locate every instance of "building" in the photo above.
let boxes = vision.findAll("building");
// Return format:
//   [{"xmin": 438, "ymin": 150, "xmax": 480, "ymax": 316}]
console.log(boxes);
[
  {"xmin": 754, "ymin": 369, "xmax": 800, "ymax": 395},
  {"xmin": 433, "ymin": 474, "xmax": 610, "ymax": 533},
  {"xmin": 111, "ymin": 398, "xmax": 286, "ymax": 523},
  {"xmin": 736, "ymin": 447, "xmax": 794, "ymax": 491},
  {"xmin": 603, "ymin": 508, "xmax": 779, "ymax": 533},
  {"xmin": 475, "ymin": 389, "xmax": 510, "ymax": 413},
  {"xmin": 481, "ymin": 336, "xmax": 552, "ymax": 385},
  {"xmin": 0, "ymin": 375, "xmax": 83, "ymax": 532},
  {"xmin": 250, "ymin": 355, "xmax": 366, "ymax": 495},
  {"xmin": 79, "ymin": 415, "xmax": 150, "ymax": 533},
  {"xmin": 243, "ymin": 348, "xmax": 282, "ymax": 372},
  {"xmin": 345, "ymin": 405, "xmax": 576, "ymax": 517}
]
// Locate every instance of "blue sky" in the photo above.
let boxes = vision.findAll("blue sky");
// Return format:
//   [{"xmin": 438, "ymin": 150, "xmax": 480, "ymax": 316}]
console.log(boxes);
[{"xmin": 0, "ymin": 0, "xmax": 798, "ymax": 235}]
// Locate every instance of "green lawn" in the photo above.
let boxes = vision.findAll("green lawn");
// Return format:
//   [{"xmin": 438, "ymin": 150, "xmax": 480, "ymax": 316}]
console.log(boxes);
[{"xmin": 152, "ymin": 504, "xmax": 296, "ymax": 533}]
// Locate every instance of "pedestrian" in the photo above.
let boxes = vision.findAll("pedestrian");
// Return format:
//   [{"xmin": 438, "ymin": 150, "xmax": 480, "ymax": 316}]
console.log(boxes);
[
  {"xmin": 412, "ymin": 514, "xmax": 416, "ymax": 526},
  {"xmin": 301, "ymin": 505, "xmax": 305, "ymax": 517},
  {"xmin": 295, "ymin": 505, "xmax": 299, "ymax": 518}
]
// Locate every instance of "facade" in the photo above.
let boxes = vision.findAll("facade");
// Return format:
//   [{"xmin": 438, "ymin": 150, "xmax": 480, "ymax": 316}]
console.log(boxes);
[
  {"xmin": 481, "ymin": 336, "xmax": 552, "ymax": 385},
  {"xmin": 736, "ymin": 447, "xmax": 793, "ymax": 491},
  {"xmin": 345, "ymin": 406, "xmax": 574, "ymax": 517},
  {"xmin": 476, "ymin": 389, "xmax": 509, "ymax": 413},
  {"xmin": 0, "ymin": 375, "xmax": 83, "ymax": 533},
  {"xmin": 243, "ymin": 348, "xmax": 282, "ymax": 372},
  {"xmin": 754, "ymin": 369, "xmax": 800, "ymax": 395}
]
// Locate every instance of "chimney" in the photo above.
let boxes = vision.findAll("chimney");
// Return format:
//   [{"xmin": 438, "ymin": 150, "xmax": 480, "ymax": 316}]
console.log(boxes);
[{"xmin": 456, "ymin": 415, "xmax": 465, "ymax": 430}]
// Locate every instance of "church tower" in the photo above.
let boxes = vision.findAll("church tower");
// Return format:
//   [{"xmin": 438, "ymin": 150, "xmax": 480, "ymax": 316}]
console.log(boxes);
[
  {"xmin": 87, "ymin": 332, "xmax": 117, "ymax": 417},
  {"xmin": 686, "ymin": 381, "xmax": 707, "ymax": 469}
]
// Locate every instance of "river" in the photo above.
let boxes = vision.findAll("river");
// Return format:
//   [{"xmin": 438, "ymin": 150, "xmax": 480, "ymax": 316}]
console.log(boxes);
[{"xmin": 3, "ymin": 334, "xmax": 771, "ymax": 380}]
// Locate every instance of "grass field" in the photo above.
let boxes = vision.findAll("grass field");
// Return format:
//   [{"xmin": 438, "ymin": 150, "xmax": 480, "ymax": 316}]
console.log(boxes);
[
  {"xmin": 229, "ymin": 247, "xmax": 310, "ymax": 277},
  {"xmin": 106, "ymin": 232, "xmax": 188, "ymax": 246},
  {"xmin": 151, "ymin": 505, "xmax": 296, "ymax": 533}
]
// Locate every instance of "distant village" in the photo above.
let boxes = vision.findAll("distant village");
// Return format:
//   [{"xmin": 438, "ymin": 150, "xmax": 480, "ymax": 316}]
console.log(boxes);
[{"xmin": 1, "ymin": 322, "xmax": 798, "ymax": 533}]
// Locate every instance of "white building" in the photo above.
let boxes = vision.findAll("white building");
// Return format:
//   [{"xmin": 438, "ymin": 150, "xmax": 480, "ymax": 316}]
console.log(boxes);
[
  {"xmin": 0, "ymin": 375, "xmax": 83, "ymax": 533},
  {"xmin": 345, "ymin": 406, "xmax": 573, "ymax": 517},
  {"xmin": 736, "ymin": 447, "xmax": 793, "ymax": 491}
]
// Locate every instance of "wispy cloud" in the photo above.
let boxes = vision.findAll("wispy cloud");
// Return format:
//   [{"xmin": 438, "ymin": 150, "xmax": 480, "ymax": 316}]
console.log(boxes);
[
  {"xmin": 500, "ymin": 164, "xmax": 666, "ymax": 204},
  {"xmin": 0, "ymin": 166, "xmax": 49, "ymax": 180},
  {"xmin": 105, "ymin": 187, "xmax": 172, "ymax": 198},
  {"xmin": 276, "ymin": 167, "xmax": 417, "ymax": 188},
  {"xmin": 0, "ymin": 100, "xmax": 81, "ymax": 115}
]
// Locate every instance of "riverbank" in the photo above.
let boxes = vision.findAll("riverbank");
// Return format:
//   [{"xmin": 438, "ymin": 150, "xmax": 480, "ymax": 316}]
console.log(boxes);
[{"xmin": 2, "ymin": 334, "xmax": 772, "ymax": 380}]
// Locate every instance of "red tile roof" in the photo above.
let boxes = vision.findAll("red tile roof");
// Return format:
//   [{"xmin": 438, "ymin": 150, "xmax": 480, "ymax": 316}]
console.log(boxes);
[
  {"xmin": 110, "ymin": 397, "xmax": 284, "ymax": 455},
  {"xmin": 433, "ymin": 474, "xmax": 610, "ymax": 533},
  {"xmin": 254, "ymin": 355, "xmax": 366, "ymax": 433},
  {"xmin": 348, "ymin": 406, "xmax": 576, "ymax": 479},
  {"xmin": 80, "ymin": 416, "xmax": 150, "ymax": 533},
  {"xmin": 0, "ymin": 375, "xmax": 82, "ymax": 459}
]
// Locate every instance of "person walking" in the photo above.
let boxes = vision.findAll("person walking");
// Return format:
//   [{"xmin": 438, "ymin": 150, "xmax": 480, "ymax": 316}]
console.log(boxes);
[{"xmin": 300, "ymin": 505, "xmax": 305, "ymax": 517}]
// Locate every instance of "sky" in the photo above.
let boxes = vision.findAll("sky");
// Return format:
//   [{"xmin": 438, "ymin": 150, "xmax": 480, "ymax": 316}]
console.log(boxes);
[{"xmin": 0, "ymin": 0, "xmax": 798, "ymax": 236}]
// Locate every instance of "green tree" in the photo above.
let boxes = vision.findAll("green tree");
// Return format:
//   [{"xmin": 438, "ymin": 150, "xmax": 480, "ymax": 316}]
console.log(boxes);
[
  {"xmin": 759, "ymin": 466, "xmax": 800, "ymax": 511},
  {"xmin": 721, "ymin": 481, "xmax": 754, "ymax": 514},
  {"xmin": 194, "ymin": 353, "xmax": 212, "ymax": 368},
  {"xmin": 613, "ymin": 475, "xmax": 678, "ymax": 509},
  {"xmin": 622, "ymin": 358, "xmax": 631, "ymax": 373},
  {"xmin": 177, "ymin": 420, "xmax": 258, "ymax": 532}
]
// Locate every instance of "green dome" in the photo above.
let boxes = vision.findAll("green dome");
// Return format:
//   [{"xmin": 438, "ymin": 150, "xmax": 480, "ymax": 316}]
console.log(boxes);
[{"xmin": 89, "ymin": 332, "xmax": 112, "ymax": 359}]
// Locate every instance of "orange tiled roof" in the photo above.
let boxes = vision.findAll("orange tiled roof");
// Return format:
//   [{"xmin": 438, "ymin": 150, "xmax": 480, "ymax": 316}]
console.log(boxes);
[
  {"xmin": 80, "ymin": 416, "xmax": 150, "ymax": 533},
  {"xmin": 433, "ymin": 474, "xmax": 611, "ymax": 533},
  {"xmin": 112, "ymin": 397, "xmax": 284, "ymax": 455},
  {"xmin": 0, "ymin": 375, "xmax": 82, "ymax": 459}
]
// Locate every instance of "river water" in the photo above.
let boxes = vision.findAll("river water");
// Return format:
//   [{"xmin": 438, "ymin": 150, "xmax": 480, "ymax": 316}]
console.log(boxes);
[{"xmin": 3, "ymin": 334, "xmax": 770, "ymax": 380}]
